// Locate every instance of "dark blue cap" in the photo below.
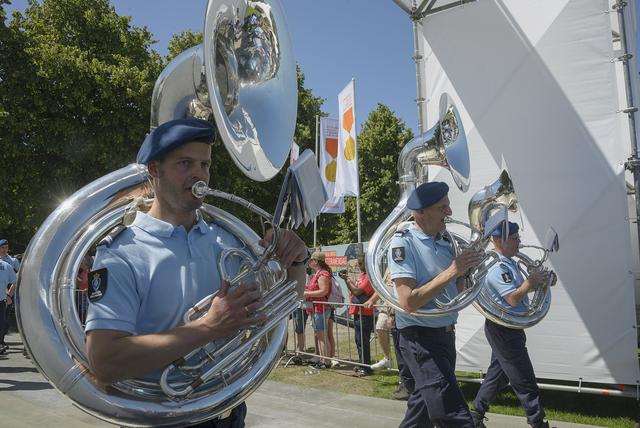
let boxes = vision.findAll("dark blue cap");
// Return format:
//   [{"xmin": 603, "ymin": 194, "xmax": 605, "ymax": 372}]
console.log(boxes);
[
  {"xmin": 406, "ymin": 182, "xmax": 449, "ymax": 210},
  {"xmin": 491, "ymin": 221, "xmax": 519, "ymax": 237},
  {"xmin": 136, "ymin": 118, "xmax": 216, "ymax": 164},
  {"xmin": 0, "ymin": 239, "xmax": 7, "ymax": 246}
]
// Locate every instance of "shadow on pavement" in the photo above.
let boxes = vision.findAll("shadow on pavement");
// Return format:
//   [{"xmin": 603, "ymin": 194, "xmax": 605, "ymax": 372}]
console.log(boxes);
[
  {"xmin": 0, "ymin": 379, "xmax": 54, "ymax": 391},
  {"xmin": 0, "ymin": 366, "xmax": 40, "ymax": 374}
]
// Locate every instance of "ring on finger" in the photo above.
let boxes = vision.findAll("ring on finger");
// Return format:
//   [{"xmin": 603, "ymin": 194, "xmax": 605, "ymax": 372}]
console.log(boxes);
[{"xmin": 244, "ymin": 305, "xmax": 250, "ymax": 316}]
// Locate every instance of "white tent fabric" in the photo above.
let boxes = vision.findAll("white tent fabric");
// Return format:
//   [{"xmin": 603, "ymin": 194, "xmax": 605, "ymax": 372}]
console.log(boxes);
[{"xmin": 420, "ymin": 0, "xmax": 640, "ymax": 384}]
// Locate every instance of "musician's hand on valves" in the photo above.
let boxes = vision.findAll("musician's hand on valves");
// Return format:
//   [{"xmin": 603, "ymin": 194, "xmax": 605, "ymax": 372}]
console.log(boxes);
[
  {"xmin": 259, "ymin": 229, "xmax": 307, "ymax": 269},
  {"xmin": 448, "ymin": 249, "xmax": 484, "ymax": 278},
  {"xmin": 201, "ymin": 280, "xmax": 265, "ymax": 339},
  {"xmin": 527, "ymin": 271, "xmax": 548, "ymax": 290}
]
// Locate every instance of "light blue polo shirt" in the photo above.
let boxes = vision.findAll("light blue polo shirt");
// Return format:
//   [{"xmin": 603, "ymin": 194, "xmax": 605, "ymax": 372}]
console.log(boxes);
[
  {"xmin": 1, "ymin": 255, "xmax": 19, "ymax": 272},
  {"xmin": 85, "ymin": 211, "xmax": 242, "ymax": 336},
  {"xmin": 0, "ymin": 260, "xmax": 16, "ymax": 301},
  {"xmin": 484, "ymin": 254, "xmax": 528, "ymax": 313},
  {"xmin": 387, "ymin": 225, "xmax": 458, "ymax": 329}
]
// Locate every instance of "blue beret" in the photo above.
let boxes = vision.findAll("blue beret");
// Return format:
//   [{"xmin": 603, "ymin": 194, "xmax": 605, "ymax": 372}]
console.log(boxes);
[
  {"xmin": 491, "ymin": 221, "xmax": 519, "ymax": 237},
  {"xmin": 407, "ymin": 182, "xmax": 449, "ymax": 210},
  {"xmin": 136, "ymin": 118, "xmax": 216, "ymax": 164},
  {"xmin": 0, "ymin": 239, "xmax": 7, "ymax": 246}
]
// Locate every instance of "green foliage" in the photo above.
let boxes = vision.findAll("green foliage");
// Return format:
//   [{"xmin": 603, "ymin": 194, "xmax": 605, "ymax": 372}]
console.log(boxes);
[
  {"xmin": 0, "ymin": 0, "xmax": 410, "ymax": 253},
  {"xmin": 0, "ymin": 0, "xmax": 163, "ymax": 251},
  {"xmin": 325, "ymin": 104, "xmax": 413, "ymax": 245},
  {"xmin": 166, "ymin": 30, "xmax": 202, "ymax": 62}
]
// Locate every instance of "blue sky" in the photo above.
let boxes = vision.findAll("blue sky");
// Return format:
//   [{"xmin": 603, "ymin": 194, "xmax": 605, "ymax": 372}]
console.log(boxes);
[
  {"xmin": 4, "ymin": 0, "xmax": 639, "ymax": 137},
  {"xmin": 5, "ymin": 0, "xmax": 419, "ymax": 134}
]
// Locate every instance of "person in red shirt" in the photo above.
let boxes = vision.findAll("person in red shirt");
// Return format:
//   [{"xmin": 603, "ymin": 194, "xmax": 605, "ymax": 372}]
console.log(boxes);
[
  {"xmin": 340, "ymin": 255, "xmax": 375, "ymax": 376},
  {"xmin": 303, "ymin": 252, "xmax": 333, "ymax": 369}
]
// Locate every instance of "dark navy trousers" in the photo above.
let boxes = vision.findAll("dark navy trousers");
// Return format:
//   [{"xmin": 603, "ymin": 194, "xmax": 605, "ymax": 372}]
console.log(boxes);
[
  {"xmin": 353, "ymin": 313, "xmax": 374, "ymax": 371},
  {"xmin": 392, "ymin": 326, "xmax": 412, "ymax": 387},
  {"xmin": 472, "ymin": 320, "xmax": 545, "ymax": 426},
  {"xmin": 398, "ymin": 326, "xmax": 474, "ymax": 428}
]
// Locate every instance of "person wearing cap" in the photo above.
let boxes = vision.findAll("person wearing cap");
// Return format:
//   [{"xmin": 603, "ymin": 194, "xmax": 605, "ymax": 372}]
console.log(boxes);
[
  {"xmin": 302, "ymin": 251, "xmax": 334, "ymax": 368},
  {"xmin": 387, "ymin": 181, "xmax": 483, "ymax": 428},
  {"xmin": 85, "ymin": 118, "xmax": 308, "ymax": 427},
  {"xmin": 0, "ymin": 239, "xmax": 20, "ymax": 273},
  {"xmin": 470, "ymin": 222, "xmax": 556, "ymax": 428}
]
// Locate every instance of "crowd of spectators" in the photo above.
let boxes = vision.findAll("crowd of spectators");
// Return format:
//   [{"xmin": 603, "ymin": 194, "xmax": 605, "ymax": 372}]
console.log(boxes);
[{"xmin": 294, "ymin": 250, "xmax": 409, "ymax": 400}]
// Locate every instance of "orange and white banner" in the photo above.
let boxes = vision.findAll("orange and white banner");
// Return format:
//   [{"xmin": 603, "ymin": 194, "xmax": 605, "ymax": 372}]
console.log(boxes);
[
  {"xmin": 319, "ymin": 118, "xmax": 344, "ymax": 213},
  {"xmin": 336, "ymin": 81, "xmax": 359, "ymax": 197}
]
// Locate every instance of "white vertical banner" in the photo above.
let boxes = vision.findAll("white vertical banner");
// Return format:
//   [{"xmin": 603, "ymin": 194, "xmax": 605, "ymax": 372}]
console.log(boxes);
[
  {"xmin": 336, "ymin": 80, "xmax": 360, "ymax": 197},
  {"xmin": 319, "ymin": 118, "xmax": 345, "ymax": 213},
  {"xmin": 290, "ymin": 142, "xmax": 300, "ymax": 165}
]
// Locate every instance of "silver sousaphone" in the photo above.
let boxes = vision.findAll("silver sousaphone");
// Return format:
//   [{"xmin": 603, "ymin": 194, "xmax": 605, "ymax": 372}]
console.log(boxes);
[
  {"xmin": 365, "ymin": 93, "xmax": 475, "ymax": 317},
  {"xmin": 469, "ymin": 173, "xmax": 558, "ymax": 329},
  {"xmin": 449, "ymin": 171, "xmax": 558, "ymax": 328},
  {"xmin": 15, "ymin": 1, "xmax": 315, "ymax": 426}
]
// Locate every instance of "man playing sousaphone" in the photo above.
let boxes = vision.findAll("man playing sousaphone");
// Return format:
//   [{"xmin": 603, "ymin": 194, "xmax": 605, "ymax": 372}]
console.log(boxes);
[
  {"xmin": 470, "ymin": 222, "xmax": 556, "ymax": 428},
  {"xmin": 85, "ymin": 118, "xmax": 308, "ymax": 428},
  {"xmin": 387, "ymin": 181, "xmax": 483, "ymax": 427}
]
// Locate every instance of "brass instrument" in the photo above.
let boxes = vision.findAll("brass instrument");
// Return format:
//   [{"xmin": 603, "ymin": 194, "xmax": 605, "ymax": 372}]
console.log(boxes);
[
  {"xmin": 365, "ymin": 93, "xmax": 474, "ymax": 316},
  {"xmin": 15, "ymin": 1, "xmax": 311, "ymax": 426}
]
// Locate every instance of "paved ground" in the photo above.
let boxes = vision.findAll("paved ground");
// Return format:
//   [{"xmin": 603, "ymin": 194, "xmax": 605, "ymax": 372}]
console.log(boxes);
[{"xmin": 0, "ymin": 332, "xmax": 603, "ymax": 428}]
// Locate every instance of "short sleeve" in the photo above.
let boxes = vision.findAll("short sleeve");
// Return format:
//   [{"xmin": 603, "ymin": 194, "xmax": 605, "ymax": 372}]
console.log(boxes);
[
  {"xmin": 84, "ymin": 247, "xmax": 141, "ymax": 335},
  {"xmin": 485, "ymin": 263, "xmax": 518, "ymax": 298},
  {"xmin": 360, "ymin": 275, "xmax": 374, "ymax": 296},
  {"xmin": 8, "ymin": 268, "xmax": 16, "ymax": 284},
  {"xmin": 387, "ymin": 235, "xmax": 416, "ymax": 281}
]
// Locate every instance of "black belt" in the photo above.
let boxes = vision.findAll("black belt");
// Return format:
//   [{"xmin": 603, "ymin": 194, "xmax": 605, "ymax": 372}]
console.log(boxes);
[{"xmin": 399, "ymin": 324, "xmax": 455, "ymax": 336}]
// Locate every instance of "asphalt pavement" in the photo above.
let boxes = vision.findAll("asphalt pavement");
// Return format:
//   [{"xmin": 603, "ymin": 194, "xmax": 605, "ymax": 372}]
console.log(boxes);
[{"xmin": 0, "ymin": 331, "xmax": 604, "ymax": 428}]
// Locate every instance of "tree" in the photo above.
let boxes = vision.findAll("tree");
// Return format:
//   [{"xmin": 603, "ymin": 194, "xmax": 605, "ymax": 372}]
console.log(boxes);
[
  {"xmin": 0, "ymin": 3, "xmax": 327, "ymax": 252},
  {"xmin": 326, "ymin": 104, "xmax": 413, "ymax": 245},
  {"xmin": 166, "ymin": 31, "xmax": 202, "ymax": 62},
  {"xmin": 0, "ymin": 0, "xmax": 163, "ymax": 251}
]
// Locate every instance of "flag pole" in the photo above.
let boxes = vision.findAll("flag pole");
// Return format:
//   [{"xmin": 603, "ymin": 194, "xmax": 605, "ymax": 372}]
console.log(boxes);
[
  {"xmin": 352, "ymin": 77, "xmax": 362, "ymax": 244},
  {"xmin": 313, "ymin": 114, "xmax": 319, "ymax": 248}
]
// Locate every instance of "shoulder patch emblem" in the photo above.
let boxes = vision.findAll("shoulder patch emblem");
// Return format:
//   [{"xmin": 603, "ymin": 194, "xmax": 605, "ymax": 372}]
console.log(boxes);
[
  {"xmin": 392, "ymin": 247, "xmax": 406, "ymax": 262},
  {"xmin": 501, "ymin": 271, "xmax": 513, "ymax": 284},
  {"xmin": 88, "ymin": 268, "xmax": 108, "ymax": 302}
]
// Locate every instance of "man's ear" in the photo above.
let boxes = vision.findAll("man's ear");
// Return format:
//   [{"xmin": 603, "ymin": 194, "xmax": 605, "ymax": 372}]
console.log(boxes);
[{"xmin": 147, "ymin": 160, "xmax": 160, "ymax": 178}]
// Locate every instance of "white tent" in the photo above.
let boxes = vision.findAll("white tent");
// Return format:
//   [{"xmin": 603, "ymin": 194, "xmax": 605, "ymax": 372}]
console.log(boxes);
[{"xmin": 395, "ymin": 0, "xmax": 640, "ymax": 387}]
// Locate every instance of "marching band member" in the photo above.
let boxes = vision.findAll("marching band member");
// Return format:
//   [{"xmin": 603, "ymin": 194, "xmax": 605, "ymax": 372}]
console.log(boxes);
[
  {"xmin": 388, "ymin": 181, "xmax": 482, "ymax": 428},
  {"xmin": 85, "ymin": 118, "xmax": 308, "ymax": 428},
  {"xmin": 470, "ymin": 222, "xmax": 555, "ymax": 428}
]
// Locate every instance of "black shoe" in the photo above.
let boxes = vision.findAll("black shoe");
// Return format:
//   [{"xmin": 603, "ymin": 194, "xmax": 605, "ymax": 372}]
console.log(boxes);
[
  {"xmin": 313, "ymin": 362, "xmax": 327, "ymax": 370},
  {"xmin": 531, "ymin": 421, "xmax": 550, "ymax": 428},
  {"xmin": 352, "ymin": 367, "xmax": 372, "ymax": 377},
  {"xmin": 470, "ymin": 409, "xmax": 487, "ymax": 428},
  {"xmin": 392, "ymin": 382, "xmax": 409, "ymax": 400}
]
